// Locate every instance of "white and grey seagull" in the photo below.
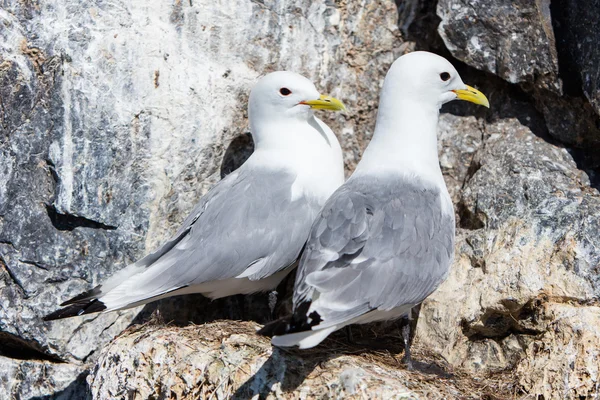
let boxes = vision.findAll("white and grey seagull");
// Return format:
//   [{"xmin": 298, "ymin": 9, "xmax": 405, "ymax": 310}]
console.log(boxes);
[
  {"xmin": 259, "ymin": 52, "xmax": 489, "ymax": 366},
  {"xmin": 44, "ymin": 71, "xmax": 346, "ymax": 321}
]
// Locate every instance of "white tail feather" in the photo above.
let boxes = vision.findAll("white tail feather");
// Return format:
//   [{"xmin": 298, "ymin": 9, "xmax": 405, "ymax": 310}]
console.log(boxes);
[{"xmin": 271, "ymin": 325, "xmax": 338, "ymax": 349}]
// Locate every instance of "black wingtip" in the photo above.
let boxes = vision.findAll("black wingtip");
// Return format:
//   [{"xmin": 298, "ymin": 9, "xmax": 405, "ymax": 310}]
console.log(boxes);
[
  {"xmin": 258, "ymin": 301, "xmax": 323, "ymax": 337},
  {"xmin": 43, "ymin": 299, "xmax": 107, "ymax": 321},
  {"xmin": 257, "ymin": 317, "xmax": 291, "ymax": 337},
  {"xmin": 60, "ymin": 286, "xmax": 103, "ymax": 306}
]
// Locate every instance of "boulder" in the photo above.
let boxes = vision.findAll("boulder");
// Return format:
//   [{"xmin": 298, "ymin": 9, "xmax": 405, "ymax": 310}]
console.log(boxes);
[
  {"xmin": 0, "ymin": 0, "xmax": 400, "ymax": 397},
  {"xmin": 2, "ymin": 0, "xmax": 600, "ymax": 398},
  {"xmin": 551, "ymin": 0, "xmax": 600, "ymax": 116},
  {"xmin": 419, "ymin": 114, "xmax": 600, "ymax": 399},
  {"xmin": 437, "ymin": 0, "xmax": 559, "ymax": 91},
  {"xmin": 436, "ymin": 0, "xmax": 600, "ymax": 149}
]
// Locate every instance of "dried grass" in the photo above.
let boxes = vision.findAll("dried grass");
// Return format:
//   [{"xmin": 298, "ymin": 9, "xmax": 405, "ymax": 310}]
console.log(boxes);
[{"xmin": 104, "ymin": 318, "xmax": 524, "ymax": 399}]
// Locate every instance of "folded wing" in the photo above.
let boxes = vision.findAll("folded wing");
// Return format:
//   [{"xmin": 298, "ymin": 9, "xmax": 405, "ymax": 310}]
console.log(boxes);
[
  {"xmin": 45, "ymin": 166, "xmax": 319, "ymax": 320},
  {"xmin": 279, "ymin": 175, "xmax": 455, "ymax": 333}
]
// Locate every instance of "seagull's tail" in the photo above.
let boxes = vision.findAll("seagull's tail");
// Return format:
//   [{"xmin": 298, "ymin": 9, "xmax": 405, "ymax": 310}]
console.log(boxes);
[
  {"xmin": 43, "ymin": 298, "xmax": 107, "ymax": 321},
  {"xmin": 256, "ymin": 315, "xmax": 292, "ymax": 337},
  {"xmin": 257, "ymin": 301, "xmax": 339, "ymax": 349},
  {"xmin": 43, "ymin": 282, "xmax": 190, "ymax": 321},
  {"xmin": 257, "ymin": 301, "xmax": 316, "ymax": 336},
  {"xmin": 272, "ymin": 326, "xmax": 338, "ymax": 349},
  {"xmin": 43, "ymin": 285, "xmax": 107, "ymax": 321},
  {"xmin": 258, "ymin": 316, "xmax": 339, "ymax": 349}
]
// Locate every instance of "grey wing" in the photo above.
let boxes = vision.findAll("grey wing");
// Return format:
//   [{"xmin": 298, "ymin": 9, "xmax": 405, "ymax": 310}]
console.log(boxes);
[
  {"xmin": 293, "ymin": 175, "xmax": 455, "ymax": 327},
  {"xmin": 97, "ymin": 166, "xmax": 319, "ymax": 308},
  {"xmin": 60, "ymin": 185, "xmax": 225, "ymax": 307}
]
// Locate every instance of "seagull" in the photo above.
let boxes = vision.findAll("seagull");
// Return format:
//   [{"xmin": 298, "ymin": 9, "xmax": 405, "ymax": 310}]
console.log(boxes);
[
  {"xmin": 44, "ymin": 71, "xmax": 346, "ymax": 321},
  {"xmin": 258, "ymin": 52, "xmax": 489, "ymax": 367}
]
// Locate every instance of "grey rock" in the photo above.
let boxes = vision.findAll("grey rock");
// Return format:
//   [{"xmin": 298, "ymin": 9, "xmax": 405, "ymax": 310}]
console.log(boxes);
[
  {"xmin": 0, "ymin": 357, "xmax": 88, "ymax": 400},
  {"xmin": 437, "ymin": 114, "xmax": 483, "ymax": 206},
  {"xmin": 535, "ymin": 0, "xmax": 600, "ymax": 148},
  {"xmin": 437, "ymin": 0, "xmax": 559, "ymax": 91},
  {"xmin": 0, "ymin": 0, "xmax": 401, "ymax": 397},
  {"xmin": 436, "ymin": 0, "xmax": 600, "ymax": 149},
  {"xmin": 419, "ymin": 115, "xmax": 600, "ymax": 399},
  {"xmin": 552, "ymin": 0, "xmax": 600, "ymax": 116},
  {"xmin": 534, "ymin": 92, "xmax": 600, "ymax": 148}
]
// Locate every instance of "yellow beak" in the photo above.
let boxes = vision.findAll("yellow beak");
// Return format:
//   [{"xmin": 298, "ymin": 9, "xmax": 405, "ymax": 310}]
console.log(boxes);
[
  {"xmin": 452, "ymin": 85, "xmax": 490, "ymax": 108},
  {"xmin": 300, "ymin": 94, "xmax": 346, "ymax": 111}
]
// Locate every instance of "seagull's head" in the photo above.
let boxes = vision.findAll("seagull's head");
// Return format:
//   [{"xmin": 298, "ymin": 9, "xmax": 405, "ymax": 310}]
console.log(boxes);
[
  {"xmin": 384, "ymin": 51, "xmax": 489, "ymax": 109},
  {"xmin": 248, "ymin": 71, "xmax": 345, "ymax": 125}
]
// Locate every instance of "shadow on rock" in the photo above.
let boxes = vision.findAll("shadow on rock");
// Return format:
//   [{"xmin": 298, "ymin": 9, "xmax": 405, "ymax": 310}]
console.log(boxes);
[
  {"xmin": 29, "ymin": 371, "xmax": 91, "ymax": 400},
  {"xmin": 232, "ymin": 315, "xmax": 453, "ymax": 398},
  {"xmin": 131, "ymin": 291, "xmax": 275, "ymax": 327},
  {"xmin": 220, "ymin": 131, "xmax": 254, "ymax": 178},
  {"xmin": 231, "ymin": 348, "xmax": 325, "ymax": 399},
  {"xmin": 129, "ymin": 268, "xmax": 297, "ymax": 327}
]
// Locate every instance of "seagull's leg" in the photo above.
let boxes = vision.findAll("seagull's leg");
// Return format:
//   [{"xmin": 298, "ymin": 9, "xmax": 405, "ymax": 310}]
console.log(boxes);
[
  {"xmin": 408, "ymin": 304, "xmax": 421, "ymax": 345},
  {"xmin": 400, "ymin": 304, "xmax": 421, "ymax": 370},
  {"xmin": 268, "ymin": 290, "xmax": 278, "ymax": 320},
  {"xmin": 401, "ymin": 318, "xmax": 414, "ymax": 371},
  {"xmin": 345, "ymin": 326, "xmax": 355, "ymax": 344}
]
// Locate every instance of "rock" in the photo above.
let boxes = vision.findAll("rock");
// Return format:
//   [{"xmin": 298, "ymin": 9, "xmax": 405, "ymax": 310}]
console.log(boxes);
[
  {"xmin": 436, "ymin": 0, "xmax": 559, "ymax": 91},
  {"xmin": 0, "ymin": 357, "xmax": 86, "ymax": 400},
  {"xmin": 534, "ymin": 93, "xmax": 600, "ymax": 148},
  {"xmin": 0, "ymin": 0, "xmax": 401, "ymax": 397},
  {"xmin": 552, "ymin": 0, "xmax": 600, "ymax": 116},
  {"xmin": 418, "ymin": 115, "xmax": 600, "ymax": 399},
  {"xmin": 536, "ymin": 0, "xmax": 600, "ymax": 149},
  {"xmin": 437, "ymin": 114, "xmax": 483, "ymax": 206},
  {"xmin": 87, "ymin": 320, "xmax": 512, "ymax": 400},
  {"xmin": 2, "ymin": 0, "xmax": 600, "ymax": 398},
  {"xmin": 516, "ymin": 303, "xmax": 600, "ymax": 399},
  {"xmin": 436, "ymin": 0, "xmax": 600, "ymax": 149}
]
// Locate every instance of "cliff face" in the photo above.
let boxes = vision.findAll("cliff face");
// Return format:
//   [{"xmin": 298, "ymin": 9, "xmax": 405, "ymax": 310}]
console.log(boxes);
[{"xmin": 0, "ymin": 1, "xmax": 598, "ymax": 399}]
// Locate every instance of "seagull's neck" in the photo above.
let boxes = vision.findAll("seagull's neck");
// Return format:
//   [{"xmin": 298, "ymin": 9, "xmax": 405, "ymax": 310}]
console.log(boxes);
[
  {"xmin": 251, "ymin": 116, "xmax": 333, "ymax": 154},
  {"xmin": 248, "ymin": 116, "xmax": 344, "ymax": 180},
  {"xmin": 247, "ymin": 116, "xmax": 344, "ymax": 202},
  {"xmin": 356, "ymin": 97, "xmax": 444, "ymax": 187}
]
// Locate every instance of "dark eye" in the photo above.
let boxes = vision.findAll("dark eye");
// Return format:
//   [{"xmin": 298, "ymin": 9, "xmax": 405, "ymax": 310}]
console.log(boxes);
[
  {"xmin": 279, "ymin": 87, "xmax": 292, "ymax": 96},
  {"xmin": 440, "ymin": 72, "xmax": 451, "ymax": 81}
]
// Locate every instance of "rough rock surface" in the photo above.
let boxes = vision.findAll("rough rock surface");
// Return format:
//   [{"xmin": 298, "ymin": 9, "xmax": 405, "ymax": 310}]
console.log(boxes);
[
  {"xmin": 539, "ymin": 0, "xmax": 600, "ymax": 151},
  {"xmin": 436, "ymin": 0, "xmax": 600, "ymax": 150},
  {"xmin": 88, "ymin": 321, "xmax": 515, "ymax": 400},
  {"xmin": 437, "ymin": 0, "xmax": 559, "ymax": 90},
  {"xmin": 2, "ymin": 0, "xmax": 600, "ymax": 399},
  {"xmin": 0, "ymin": 0, "xmax": 401, "ymax": 397},
  {"xmin": 419, "ymin": 114, "xmax": 600, "ymax": 399},
  {"xmin": 551, "ymin": 0, "xmax": 600, "ymax": 116}
]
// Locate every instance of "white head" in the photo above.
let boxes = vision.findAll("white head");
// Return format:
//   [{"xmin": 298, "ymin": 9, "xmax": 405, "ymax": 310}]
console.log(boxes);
[
  {"xmin": 381, "ymin": 51, "xmax": 489, "ymax": 109},
  {"xmin": 357, "ymin": 51, "xmax": 489, "ymax": 180},
  {"xmin": 248, "ymin": 71, "xmax": 345, "ymax": 138}
]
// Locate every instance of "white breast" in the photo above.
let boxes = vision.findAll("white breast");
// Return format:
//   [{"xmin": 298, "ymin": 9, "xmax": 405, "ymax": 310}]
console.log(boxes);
[{"xmin": 250, "ymin": 116, "xmax": 344, "ymax": 205}]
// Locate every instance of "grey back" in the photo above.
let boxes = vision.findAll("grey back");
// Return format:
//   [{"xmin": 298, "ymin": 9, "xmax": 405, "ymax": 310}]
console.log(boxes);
[{"xmin": 293, "ymin": 174, "xmax": 455, "ymax": 326}]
